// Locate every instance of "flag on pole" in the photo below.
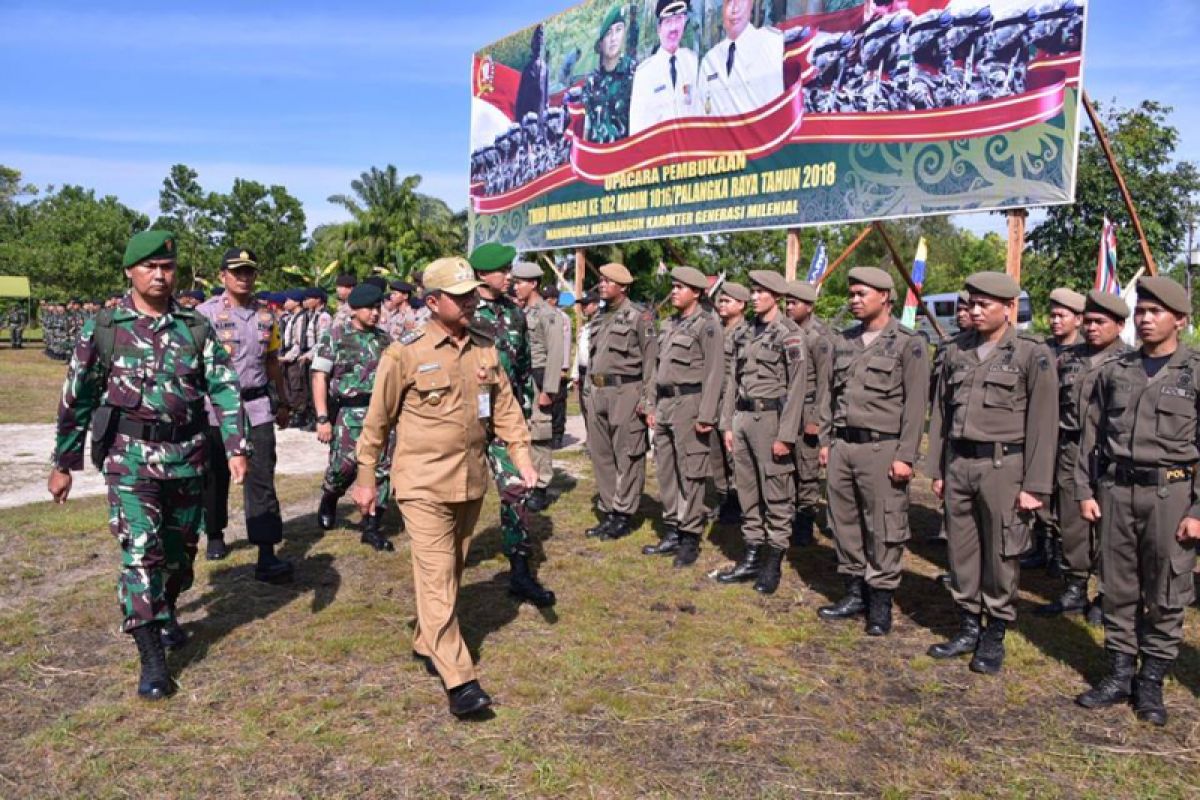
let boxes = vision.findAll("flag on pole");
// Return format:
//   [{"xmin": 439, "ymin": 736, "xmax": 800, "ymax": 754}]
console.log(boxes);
[
  {"xmin": 1119, "ymin": 268, "xmax": 1144, "ymax": 347},
  {"xmin": 900, "ymin": 237, "xmax": 927, "ymax": 330},
  {"xmin": 806, "ymin": 241, "xmax": 829, "ymax": 284},
  {"xmin": 1095, "ymin": 217, "xmax": 1120, "ymax": 294}
]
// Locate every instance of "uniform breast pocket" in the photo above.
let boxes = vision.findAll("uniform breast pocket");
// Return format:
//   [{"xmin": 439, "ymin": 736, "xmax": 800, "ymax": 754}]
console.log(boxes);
[
  {"xmin": 414, "ymin": 368, "xmax": 452, "ymax": 407},
  {"xmin": 670, "ymin": 335, "xmax": 697, "ymax": 364},
  {"xmin": 863, "ymin": 356, "xmax": 899, "ymax": 392},
  {"xmin": 982, "ymin": 370, "xmax": 1021, "ymax": 410},
  {"xmin": 608, "ymin": 326, "xmax": 634, "ymax": 354},
  {"xmin": 1155, "ymin": 393, "xmax": 1196, "ymax": 442},
  {"xmin": 104, "ymin": 368, "xmax": 144, "ymax": 410}
]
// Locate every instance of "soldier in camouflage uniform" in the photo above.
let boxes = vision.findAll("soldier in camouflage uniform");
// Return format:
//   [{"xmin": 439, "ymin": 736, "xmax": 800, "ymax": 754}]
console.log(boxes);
[
  {"xmin": 65, "ymin": 298, "xmax": 84, "ymax": 350},
  {"xmin": 313, "ymin": 284, "xmax": 397, "ymax": 552},
  {"xmin": 583, "ymin": 6, "xmax": 638, "ymax": 143},
  {"xmin": 6, "ymin": 303, "xmax": 27, "ymax": 348},
  {"xmin": 469, "ymin": 243, "xmax": 555, "ymax": 607},
  {"xmin": 49, "ymin": 230, "xmax": 248, "ymax": 701}
]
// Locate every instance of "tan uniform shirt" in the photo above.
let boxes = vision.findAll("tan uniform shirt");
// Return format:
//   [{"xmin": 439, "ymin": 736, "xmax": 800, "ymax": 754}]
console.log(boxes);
[
  {"xmin": 589, "ymin": 297, "xmax": 659, "ymax": 411},
  {"xmin": 828, "ymin": 317, "xmax": 930, "ymax": 465},
  {"xmin": 356, "ymin": 321, "xmax": 531, "ymax": 503},
  {"xmin": 927, "ymin": 325, "xmax": 1058, "ymax": 494},
  {"xmin": 526, "ymin": 297, "xmax": 566, "ymax": 395},
  {"xmin": 720, "ymin": 315, "xmax": 808, "ymax": 442},
  {"xmin": 655, "ymin": 307, "xmax": 724, "ymax": 426}
]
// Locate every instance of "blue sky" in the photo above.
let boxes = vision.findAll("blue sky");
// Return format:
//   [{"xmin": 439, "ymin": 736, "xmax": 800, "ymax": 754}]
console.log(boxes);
[{"xmin": 1, "ymin": 0, "xmax": 1196, "ymax": 237}]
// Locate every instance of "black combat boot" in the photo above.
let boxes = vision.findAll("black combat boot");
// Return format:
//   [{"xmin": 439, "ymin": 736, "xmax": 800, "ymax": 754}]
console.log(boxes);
[
  {"xmin": 205, "ymin": 534, "xmax": 229, "ymax": 561},
  {"xmin": 716, "ymin": 544, "xmax": 763, "ymax": 584},
  {"xmin": 160, "ymin": 606, "xmax": 188, "ymax": 650},
  {"xmin": 508, "ymin": 553, "xmax": 556, "ymax": 608},
  {"xmin": 865, "ymin": 588, "xmax": 894, "ymax": 636},
  {"xmin": 928, "ymin": 610, "xmax": 982, "ymax": 659},
  {"xmin": 255, "ymin": 544, "xmax": 296, "ymax": 583},
  {"xmin": 791, "ymin": 513, "xmax": 815, "ymax": 547},
  {"xmin": 1075, "ymin": 651, "xmax": 1135, "ymax": 709},
  {"xmin": 672, "ymin": 532, "xmax": 701, "ymax": 568},
  {"xmin": 585, "ymin": 513, "xmax": 616, "ymax": 538},
  {"xmin": 642, "ymin": 525, "xmax": 680, "ymax": 555},
  {"xmin": 317, "ymin": 491, "xmax": 340, "ymax": 531},
  {"xmin": 361, "ymin": 510, "xmax": 395, "ymax": 552},
  {"xmin": 131, "ymin": 623, "xmax": 172, "ymax": 700},
  {"xmin": 969, "ymin": 619, "xmax": 1007, "ymax": 675},
  {"xmin": 818, "ymin": 577, "xmax": 867, "ymax": 620},
  {"xmin": 1034, "ymin": 577, "xmax": 1089, "ymax": 617},
  {"xmin": 1020, "ymin": 529, "xmax": 1048, "ymax": 569},
  {"xmin": 447, "ymin": 680, "xmax": 493, "ymax": 718},
  {"xmin": 1133, "ymin": 656, "xmax": 1172, "ymax": 727},
  {"xmin": 718, "ymin": 492, "xmax": 742, "ymax": 524},
  {"xmin": 1085, "ymin": 594, "xmax": 1104, "ymax": 627},
  {"xmin": 525, "ymin": 487, "xmax": 550, "ymax": 513},
  {"xmin": 753, "ymin": 546, "xmax": 785, "ymax": 594},
  {"xmin": 1046, "ymin": 536, "xmax": 1065, "ymax": 579},
  {"xmin": 598, "ymin": 513, "xmax": 633, "ymax": 541}
]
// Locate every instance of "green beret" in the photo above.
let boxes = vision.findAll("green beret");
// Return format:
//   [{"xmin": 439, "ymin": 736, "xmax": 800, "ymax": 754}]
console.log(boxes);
[
  {"xmin": 748, "ymin": 269, "xmax": 787, "ymax": 295},
  {"xmin": 965, "ymin": 271, "xmax": 1020, "ymax": 301},
  {"xmin": 1048, "ymin": 287, "xmax": 1086, "ymax": 314},
  {"xmin": 469, "ymin": 242, "xmax": 517, "ymax": 273},
  {"xmin": 123, "ymin": 230, "xmax": 177, "ymax": 268},
  {"xmin": 847, "ymin": 267, "xmax": 894, "ymax": 293},
  {"xmin": 670, "ymin": 266, "xmax": 708, "ymax": 291},
  {"xmin": 348, "ymin": 283, "xmax": 384, "ymax": 309},
  {"xmin": 786, "ymin": 280, "xmax": 818, "ymax": 303},
  {"xmin": 719, "ymin": 282, "xmax": 750, "ymax": 303},
  {"xmin": 1084, "ymin": 290, "xmax": 1129, "ymax": 321},
  {"xmin": 596, "ymin": 5, "xmax": 626, "ymax": 50},
  {"xmin": 1137, "ymin": 276, "xmax": 1191, "ymax": 315}
]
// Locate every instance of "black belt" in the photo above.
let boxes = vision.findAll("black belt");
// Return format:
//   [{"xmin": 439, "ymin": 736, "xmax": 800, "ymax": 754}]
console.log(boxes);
[
  {"xmin": 1113, "ymin": 461, "xmax": 1194, "ymax": 487},
  {"xmin": 240, "ymin": 384, "xmax": 270, "ymax": 402},
  {"xmin": 736, "ymin": 397, "xmax": 782, "ymax": 413},
  {"xmin": 951, "ymin": 440, "xmax": 1024, "ymax": 459},
  {"xmin": 591, "ymin": 373, "xmax": 640, "ymax": 388},
  {"xmin": 1059, "ymin": 429, "xmax": 1081, "ymax": 444},
  {"xmin": 336, "ymin": 394, "xmax": 373, "ymax": 409},
  {"xmin": 657, "ymin": 383, "xmax": 702, "ymax": 399},
  {"xmin": 836, "ymin": 427, "xmax": 899, "ymax": 444},
  {"xmin": 117, "ymin": 416, "xmax": 206, "ymax": 444}
]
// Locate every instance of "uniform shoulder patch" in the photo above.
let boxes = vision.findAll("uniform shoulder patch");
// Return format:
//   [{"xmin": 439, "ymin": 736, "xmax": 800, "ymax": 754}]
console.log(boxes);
[
  {"xmin": 912, "ymin": 343, "xmax": 925, "ymax": 359},
  {"xmin": 399, "ymin": 328, "xmax": 425, "ymax": 346}
]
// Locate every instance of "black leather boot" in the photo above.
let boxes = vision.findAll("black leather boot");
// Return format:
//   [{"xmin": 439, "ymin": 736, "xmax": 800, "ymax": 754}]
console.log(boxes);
[
  {"xmin": 525, "ymin": 487, "xmax": 550, "ymax": 513},
  {"xmin": 205, "ymin": 534, "xmax": 229, "ymax": 561},
  {"xmin": 254, "ymin": 544, "xmax": 296, "ymax": 583},
  {"xmin": 716, "ymin": 544, "xmax": 763, "ymax": 584},
  {"xmin": 1034, "ymin": 577, "xmax": 1089, "ymax": 616},
  {"xmin": 1075, "ymin": 651, "xmax": 1135, "ymax": 709},
  {"xmin": 672, "ymin": 532, "xmax": 700, "ymax": 568},
  {"xmin": 969, "ymin": 619, "xmax": 1007, "ymax": 674},
  {"xmin": 447, "ymin": 680, "xmax": 493, "ymax": 718},
  {"xmin": 160, "ymin": 606, "xmax": 188, "ymax": 650},
  {"xmin": 317, "ymin": 491, "xmax": 340, "ymax": 531},
  {"xmin": 131, "ymin": 623, "xmax": 172, "ymax": 700},
  {"xmin": 928, "ymin": 610, "xmax": 982, "ymax": 659},
  {"xmin": 585, "ymin": 513, "xmax": 616, "ymax": 538},
  {"xmin": 791, "ymin": 513, "xmax": 815, "ymax": 547},
  {"xmin": 1085, "ymin": 594, "xmax": 1104, "ymax": 627},
  {"xmin": 819, "ymin": 577, "xmax": 867, "ymax": 620},
  {"xmin": 361, "ymin": 510, "xmax": 395, "ymax": 552},
  {"xmin": 753, "ymin": 546, "xmax": 785, "ymax": 594},
  {"xmin": 865, "ymin": 588, "xmax": 894, "ymax": 636},
  {"xmin": 508, "ymin": 553, "xmax": 556, "ymax": 608},
  {"xmin": 1020, "ymin": 529, "xmax": 1048, "ymax": 569},
  {"xmin": 598, "ymin": 513, "xmax": 633, "ymax": 541},
  {"xmin": 1134, "ymin": 656, "xmax": 1171, "ymax": 727},
  {"xmin": 718, "ymin": 492, "xmax": 742, "ymax": 524},
  {"xmin": 642, "ymin": 526, "xmax": 680, "ymax": 555},
  {"xmin": 1046, "ymin": 536, "xmax": 1065, "ymax": 579}
]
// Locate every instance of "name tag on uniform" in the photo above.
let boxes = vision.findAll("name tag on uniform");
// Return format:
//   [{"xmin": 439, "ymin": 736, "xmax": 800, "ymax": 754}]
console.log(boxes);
[{"xmin": 478, "ymin": 391, "xmax": 492, "ymax": 419}]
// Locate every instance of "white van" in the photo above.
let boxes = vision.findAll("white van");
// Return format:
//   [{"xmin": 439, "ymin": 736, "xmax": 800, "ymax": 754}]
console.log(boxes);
[{"xmin": 914, "ymin": 291, "xmax": 1033, "ymax": 342}]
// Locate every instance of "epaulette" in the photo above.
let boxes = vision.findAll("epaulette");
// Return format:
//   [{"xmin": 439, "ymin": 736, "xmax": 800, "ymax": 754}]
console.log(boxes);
[
  {"xmin": 468, "ymin": 324, "xmax": 496, "ymax": 343},
  {"xmin": 1016, "ymin": 330, "xmax": 1045, "ymax": 346},
  {"xmin": 399, "ymin": 328, "xmax": 425, "ymax": 346}
]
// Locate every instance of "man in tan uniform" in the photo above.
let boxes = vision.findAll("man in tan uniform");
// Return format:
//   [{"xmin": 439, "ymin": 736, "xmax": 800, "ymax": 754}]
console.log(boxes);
[
  {"xmin": 1074, "ymin": 277, "xmax": 1199, "ymax": 727},
  {"xmin": 716, "ymin": 270, "xmax": 808, "ymax": 595},
  {"xmin": 353, "ymin": 256, "xmax": 536, "ymax": 718},
  {"xmin": 513, "ymin": 261, "xmax": 565, "ymax": 512},
  {"xmin": 927, "ymin": 272, "xmax": 1058, "ymax": 674},
  {"xmin": 1036, "ymin": 290, "xmax": 1131, "ymax": 622},
  {"xmin": 785, "ymin": 280, "xmax": 832, "ymax": 546},
  {"xmin": 817, "ymin": 267, "xmax": 928, "ymax": 636},
  {"xmin": 713, "ymin": 282, "xmax": 751, "ymax": 523},
  {"xmin": 585, "ymin": 263, "xmax": 659, "ymax": 541},
  {"xmin": 642, "ymin": 266, "xmax": 724, "ymax": 567}
]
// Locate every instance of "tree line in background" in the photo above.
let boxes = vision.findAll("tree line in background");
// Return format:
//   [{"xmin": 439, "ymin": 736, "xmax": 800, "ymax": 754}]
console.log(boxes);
[{"xmin": 0, "ymin": 100, "xmax": 1196, "ymax": 319}]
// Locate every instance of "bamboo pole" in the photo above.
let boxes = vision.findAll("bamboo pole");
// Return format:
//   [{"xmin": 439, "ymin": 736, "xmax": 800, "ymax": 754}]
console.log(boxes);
[
  {"xmin": 1082, "ymin": 92, "xmax": 1158, "ymax": 276},
  {"xmin": 872, "ymin": 221, "xmax": 947, "ymax": 340},
  {"xmin": 785, "ymin": 229, "xmax": 801, "ymax": 282},
  {"xmin": 817, "ymin": 225, "xmax": 873, "ymax": 288}
]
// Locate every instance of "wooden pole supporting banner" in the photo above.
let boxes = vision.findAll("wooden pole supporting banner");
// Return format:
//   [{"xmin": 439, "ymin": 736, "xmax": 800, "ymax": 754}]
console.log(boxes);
[
  {"xmin": 817, "ymin": 225, "xmax": 873, "ymax": 288},
  {"xmin": 1082, "ymin": 92, "xmax": 1158, "ymax": 277},
  {"xmin": 785, "ymin": 229, "xmax": 801, "ymax": 282},
  {"xmin": 872, "ymin": 221, "xmax": 947, "ymax": 340},
  {"xmin": 1006, "ymin": 209, "xmax": 1028, "ymax": 283}
]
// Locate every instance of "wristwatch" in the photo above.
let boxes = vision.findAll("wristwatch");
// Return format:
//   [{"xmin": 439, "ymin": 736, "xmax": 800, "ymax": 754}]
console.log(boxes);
[{"xmin": 316, "ymin": 415, "xmax": 330, "ymax": 425}]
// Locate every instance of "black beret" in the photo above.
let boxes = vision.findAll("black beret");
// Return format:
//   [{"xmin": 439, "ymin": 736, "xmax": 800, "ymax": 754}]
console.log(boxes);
[
  {"xmin": 303, "ymin": 287, "xmax": 327, "ymax": 301},
  {"xmin": 365, "ymin": 276, "xmax": 387, "ymax": 291},
  {"xmin": 335, "ymin": 274, "xmax": 359, "ymax": 288},
  {"xmin": 390, "ymin": 281, "xmax": 414, "ymax": 293},
  {"xmin": 348, "ymin": 284, "xmax": 384, "ymax": 309}
]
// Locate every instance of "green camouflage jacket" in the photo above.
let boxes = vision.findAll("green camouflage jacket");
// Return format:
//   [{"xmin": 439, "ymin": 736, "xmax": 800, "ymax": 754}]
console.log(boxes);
[
  {"xmin": 583, "ymin": 55, "xmax": 637, "ymax": 143},
  {"xmin": 472, "ymin": 293, "xmax": 533, "ymax": 417},
  {"xmin": 5, "ymin": 307, "xmax": 25, "ymax": 327},
  {"xmin": 53, "ymin": 294, "xmax": 248, "ymax": 479},
  {"xmin": 312, "ymin": 320, "xmax": 392, "ymax": 406}
]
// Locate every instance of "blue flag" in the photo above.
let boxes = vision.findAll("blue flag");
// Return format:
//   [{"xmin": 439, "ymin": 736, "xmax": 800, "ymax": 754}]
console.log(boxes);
[{"xmin": 806, "ymin": 241, "xmax": 828, "ymax": 284}]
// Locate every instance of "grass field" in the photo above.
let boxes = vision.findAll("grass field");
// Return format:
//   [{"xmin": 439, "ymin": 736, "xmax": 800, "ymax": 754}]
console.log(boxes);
[{"xmin": 1, "ymin": 353, "xmax": 1199, "ymax": 798}]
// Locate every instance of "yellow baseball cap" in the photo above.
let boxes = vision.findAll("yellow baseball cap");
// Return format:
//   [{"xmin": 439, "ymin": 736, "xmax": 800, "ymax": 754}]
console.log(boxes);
[{"xmin": 423, "ymin": 257, "xmax": 483, "ymax": 295}]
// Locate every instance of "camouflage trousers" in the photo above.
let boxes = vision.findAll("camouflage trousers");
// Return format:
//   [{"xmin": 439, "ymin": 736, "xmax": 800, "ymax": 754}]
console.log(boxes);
[
  {"xmin": 106, "ymin": 474, "xmax": 204, "ymax": 633},
  {"xmin": 322, "ymin": 410, "xmax": 393, "ymax": 503},
  {"xmin": 486, "ymin": 438, "xmax": 533, "ymax": 557}
]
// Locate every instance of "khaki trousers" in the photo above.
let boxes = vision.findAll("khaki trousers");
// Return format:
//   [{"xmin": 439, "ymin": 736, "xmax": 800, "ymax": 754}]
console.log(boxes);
[
  {"xmin": 826, "ymin": 439, "xmax": 909, "ymax": 590},
  {"xmin": 585, "ymin": 382, "xmax": 648, "ymax": 515},
  {"xmin": 530, "ymin": 399, "xmax": 554, "ymax": 489},
  {"xmin": 1055, "ymin": 440, "xmax": 1097, "ymax": 581},
  {"xmin": 653, "ymin": 393, "xmax": 712, "ymax": 535},
  {"xmin": 793, "ymin": 432, "xmax": 823, "ymax": 520},
  {"xmin": 732, "ymin": 410, "xmax": 794, "ymax": 550},
  {"xmin": 399, "ymin": 497, "xmax": 485, "ymax": 689}
]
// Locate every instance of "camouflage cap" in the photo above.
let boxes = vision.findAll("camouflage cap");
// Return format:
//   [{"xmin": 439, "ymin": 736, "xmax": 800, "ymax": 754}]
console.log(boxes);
[
  {"xmin": 719, "ymin": 282, "xmax": 750, "ymax": 303},
  {"xmin": 847, "ymin": 266, "xmax": 894, "ymax": 293},
  {"xmin": 511, "ymin": 261, "xmax": 544, "ymax": 281},
  {"xmin": 786, "ymin": 281, "xmax": 818, "ymax": 303},
  {"xmin": 1084, "ymin": 289, "xmax": 1129, "ymax": 321},
  {"xmin": 348, "ymin": 283, "xmax": 384, "ymax": 309},
  {"xmin": 1048, "ymin": 287, "xmax": 1086, "ymax": 314},
  {"xmin": 965, "ymin": 271, "xmax": 1020, "ymax": 301},
  {"xmin": 1137, "ymin": 275, "xmax": 1191, "ymax": 315},
  {"xmin": 469, "ymin": 242, "xmax": 517, "ymax": 273},
  {"xmin": 425, "ymin": 256, "xmax": 483, "ymax": 296},
  {"xmin": 600, "ymin": 262, "xmax": 634, "ymax": 285},
  {"xmin": 670, "ymin": 266, "xmax": 708, "ymax": 291},
  {"xmin": 748, "ymin": 269, "xmax": 787, "ymax": 295},
  {"xmin": 122, "ymin": 230, "xmax": 176, "ymax": 268},
  {"xmin": 595, "ymin": 5, "xmax": 626, "ymax": 51}
]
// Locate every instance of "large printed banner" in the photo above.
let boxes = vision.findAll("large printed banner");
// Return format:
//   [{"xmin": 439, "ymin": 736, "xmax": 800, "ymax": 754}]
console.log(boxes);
[{"xmin": 468, "ymin": 0, "xmax": 1087, "ymax": 250}]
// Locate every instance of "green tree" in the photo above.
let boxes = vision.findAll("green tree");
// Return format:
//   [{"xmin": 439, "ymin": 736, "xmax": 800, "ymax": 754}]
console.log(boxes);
[
  {"xmin": 157, "ymin": 164, "xmax": 220, "ymax": 289},
  {"xmin": 215, "ymin": 179, "xmax": 307, "ymax": 287}
]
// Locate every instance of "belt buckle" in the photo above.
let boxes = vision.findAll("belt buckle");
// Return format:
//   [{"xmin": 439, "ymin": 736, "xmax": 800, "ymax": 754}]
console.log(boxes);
[{"xmin": 1166, "ymin": 467, "xmax": 1188, "ymax": 482}]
